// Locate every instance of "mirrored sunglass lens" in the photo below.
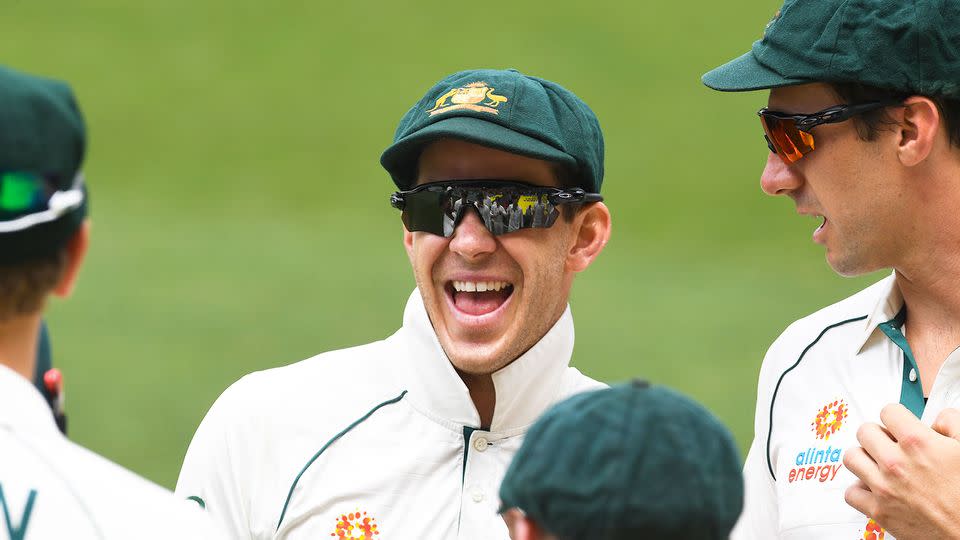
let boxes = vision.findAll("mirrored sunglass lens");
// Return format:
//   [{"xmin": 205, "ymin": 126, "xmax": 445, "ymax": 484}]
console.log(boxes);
[
  {"xmin": 401, "ymin": 188, "xmax": 449, "ymax": 236},
  {"xmin": 760, "ymin": 115, "xmax": 815, "ymax": 163},
  {"xmin": 0, "ymin": 172, "xmax": 47, "ymax": 214},
  {"xmin": 399, "ymin": 185, "xmax": 564, "ymax": 237},
  {"xmin": 477, "ymin": 190, "xmax": 559, "ymax": 235}
]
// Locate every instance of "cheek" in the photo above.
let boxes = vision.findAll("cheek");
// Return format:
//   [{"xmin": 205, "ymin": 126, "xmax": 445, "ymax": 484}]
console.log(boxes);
[
  {"xmin": 409, "ymin": 234, "xmax": 448, "ymax": 278},
  {"xmin": 500, "ymin": 230, "xmax": 571, "ymax": 284}
]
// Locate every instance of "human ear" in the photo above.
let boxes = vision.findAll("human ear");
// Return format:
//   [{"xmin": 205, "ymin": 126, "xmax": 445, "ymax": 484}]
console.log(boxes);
[
  {"xmin": 52, "ymin": 219, "xmax": 90, "ymax": 298},
  {"xmin": 897, "ymin": 96, "xmax": 941, "ymax": 167},
  {"xmin": 565, "ymin": 201, "xmax": 611, "ymax": 273}
]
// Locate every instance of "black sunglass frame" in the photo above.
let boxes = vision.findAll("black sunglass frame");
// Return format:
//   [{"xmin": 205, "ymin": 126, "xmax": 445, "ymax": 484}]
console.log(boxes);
[{"xmin": 389, "ymin": 180, "xmax": 603, "ymax": 211}]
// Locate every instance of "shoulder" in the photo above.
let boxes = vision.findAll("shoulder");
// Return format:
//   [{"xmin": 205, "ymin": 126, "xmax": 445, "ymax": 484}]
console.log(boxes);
[
  {"xmin": 30, "ymin": 436, "xmax": 224, "ymax": 538},
  {"xmin": 767, "ymin": 276, "xmax": 893, "ymax": 357},
  {"xmin": 194, "ymin": 336, "xmax": 408, "ymax": 449},
  {"xmin": 217, "ymin": 338, "xmax": 399, "ymax": 415}
]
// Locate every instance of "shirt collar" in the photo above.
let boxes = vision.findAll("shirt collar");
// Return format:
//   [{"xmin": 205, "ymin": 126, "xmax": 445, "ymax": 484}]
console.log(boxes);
[
  {"xmin": 394, "ymin": 289, "xmax": 575, "ymax": 433},
  {"xmin": 855, "ymin": 273, "xmax": 904, "ymax": 354},
  {"xmin": 0, "ymin": 363, "xmax": 59, "ymax": 436}
]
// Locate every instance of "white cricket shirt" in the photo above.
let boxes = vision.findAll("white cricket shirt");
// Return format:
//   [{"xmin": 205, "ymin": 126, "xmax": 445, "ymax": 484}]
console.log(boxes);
[
  {"xmin": 0, "ymin": 364, "xmax": 224, "ymax": 539},
  {"xmin": 733, "ymin": 274, "xmax": 960, "ymax": 540},
  {"xmin": 176, "ymin": 289, "xmax": 603, "ymax": 539}
]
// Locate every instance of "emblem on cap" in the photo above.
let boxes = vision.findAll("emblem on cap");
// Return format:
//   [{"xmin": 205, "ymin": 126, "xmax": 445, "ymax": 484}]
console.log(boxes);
[
  {"xmin": 330, "ymin": 510, "xmax": 379, "ymax": 538},
  {"xmin": 426, "ymin": 81, "xmax": 508, "ymax": 117}
]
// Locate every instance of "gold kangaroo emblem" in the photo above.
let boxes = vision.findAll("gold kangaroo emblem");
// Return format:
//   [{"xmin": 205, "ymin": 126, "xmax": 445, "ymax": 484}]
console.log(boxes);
[
  {"xmin": 427, "ymin": 88, "xmax": 459, "ymax": 113},
  {"xmin": 482, "ymin": 87, "xmax": 507, "ymax": 108}
]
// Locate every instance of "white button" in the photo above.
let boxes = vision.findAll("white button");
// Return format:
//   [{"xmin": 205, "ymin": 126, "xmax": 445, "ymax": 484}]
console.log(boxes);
[
  {"xmin": 473, "ymin": 437, "xmax": 489, "ymax": 452},
  {"xmin": 909, "ymin": 368, "xmax": 918, "ymax": 382},
  {"xmin": 472, "ymin": 491, "xmax": 484, "ymax": 503}
]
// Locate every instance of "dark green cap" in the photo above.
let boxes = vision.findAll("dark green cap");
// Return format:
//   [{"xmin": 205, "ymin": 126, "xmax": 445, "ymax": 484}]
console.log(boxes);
[
  {"xmin": 499, "ymin": 380, "xmax": 743, "ymax": 540},
  {"xmin": 703, "ymin": 0, "xmax": 960, "ymax": 98},
  {"xmin": 0, "ymin": 65, "xmax": 87, "ymax": 263},
  {"xmin": 380, "ymin": 68, "xmax": 604, "ymax": 192}
]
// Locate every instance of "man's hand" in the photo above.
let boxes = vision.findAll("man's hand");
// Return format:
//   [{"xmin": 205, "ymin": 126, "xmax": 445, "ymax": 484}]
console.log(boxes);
[{"xmin": 844, "ymin": 404, "xmax": 960, "ymax": 540}]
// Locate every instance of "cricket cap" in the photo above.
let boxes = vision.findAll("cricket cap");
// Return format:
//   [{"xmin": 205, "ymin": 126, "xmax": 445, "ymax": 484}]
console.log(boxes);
[
  {"xmin": 0, "ymin": 65, "xmax": 88, "ymax": 263},
  {"xmin": 702, "ymin": 0, "xmax": 960, "ymax": 98},
  {"xmin": 498, "ymin": 380, "xmax": 743, "ymax": 540},
  {"xmin": 380, "ymin": 68, "xmax": 604, "ymax": 192}
]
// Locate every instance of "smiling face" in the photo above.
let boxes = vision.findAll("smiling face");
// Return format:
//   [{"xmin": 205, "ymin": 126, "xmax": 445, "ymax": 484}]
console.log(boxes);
[
  {"xmin": 404, "ymin": 139, "xmax": 598, "ymax": 375},
  {"xmin": 759, "ymin": 83, "xmax": 909, "ymax": 276}
]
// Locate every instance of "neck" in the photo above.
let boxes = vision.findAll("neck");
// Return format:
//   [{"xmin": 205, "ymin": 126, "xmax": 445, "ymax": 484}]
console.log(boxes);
[
  {"xmin": 0, "ymin": 314, "xmax": 42, "ymax": 380},
  {"xmin": 457, "ymin": 370, "xmax": 495, "ymax": 429}
]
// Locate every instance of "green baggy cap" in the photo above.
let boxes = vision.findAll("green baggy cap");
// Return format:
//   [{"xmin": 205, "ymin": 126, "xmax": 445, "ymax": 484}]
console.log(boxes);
[
  {"xmin": 380, "ymin": 68, "xmax": 604, "ymax": 192},
  {"xmin": 499, "ymin": 380, "xmax": 744, "ymax": 540},
  {"xmin": 703, "ymin": 0, "xmax": 960, "ymax": 98},
  {"xmin": 0, "ymin": 65, "xmax": 87, "ymax": 263}
]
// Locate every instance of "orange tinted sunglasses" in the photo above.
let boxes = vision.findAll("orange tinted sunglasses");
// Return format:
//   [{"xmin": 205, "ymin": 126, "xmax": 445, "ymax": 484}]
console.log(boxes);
[{"xmin": 758, "ymin": 101, "xmax": 898, "ymax": 163}]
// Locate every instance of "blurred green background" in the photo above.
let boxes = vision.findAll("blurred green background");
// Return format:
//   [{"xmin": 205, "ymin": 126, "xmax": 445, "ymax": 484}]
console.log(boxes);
[{"xmin": 8, "ymin": 0, "xmax": 884, "ymax": 488}]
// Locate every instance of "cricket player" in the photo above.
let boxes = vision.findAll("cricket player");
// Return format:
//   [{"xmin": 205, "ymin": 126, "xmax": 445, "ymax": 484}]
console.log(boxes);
[
  {"xmin": 176, "ymin": 68, "xmax": 612, "ymax": 539},
  {"xmin": 0, "ymin": 64, "xmax": 223, "ymax": 539},
  {"xmin": 702, "ymin": 0, "xmax": 960, "ymax": 538},
  {"xmin": 498, "ymin": 380, "xmax": 743, "ymax": 540}
]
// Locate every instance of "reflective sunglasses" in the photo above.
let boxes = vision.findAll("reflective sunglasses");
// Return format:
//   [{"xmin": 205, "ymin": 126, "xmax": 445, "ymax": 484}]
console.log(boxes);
[
  {"xmin": 758, "ymin": 101, "xmax": 899, "ymax": 163},
  {"xmin": 390, "ymin": 180, "xmax": 603, "ymax": 237},
  {"xmin": 0, "ymin": 171, "xmax": 85, "ymax": 233}
]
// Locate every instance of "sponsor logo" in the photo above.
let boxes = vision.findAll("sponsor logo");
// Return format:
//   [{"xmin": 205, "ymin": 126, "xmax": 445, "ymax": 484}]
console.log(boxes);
[
  {"xmin": 426, "ymin": 81, "xmax": 508, "ymax": 117},
  {"xmin": 862, "ymin": 518, "xmax": 886, "ymax": 540},
  {"xmin": 330, "ymin": 510, "xmax": 379, "ymax": 539},
  {"xmin": 787, "ymin": 399, "xmax": 849, "ymax": 484},
  {"xmin": 812, "ymin": 399, "xmax": 848, "ymax": 440}
]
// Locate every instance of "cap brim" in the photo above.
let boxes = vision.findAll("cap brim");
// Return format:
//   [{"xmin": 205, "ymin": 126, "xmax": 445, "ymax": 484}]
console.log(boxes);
[
  {"xmin": 380, "ymin": 116, "xmax": 578, "ymax": 189},
  {"xmin": 702, "ymin": 50, "xmax": 811, "ymax": 92}
]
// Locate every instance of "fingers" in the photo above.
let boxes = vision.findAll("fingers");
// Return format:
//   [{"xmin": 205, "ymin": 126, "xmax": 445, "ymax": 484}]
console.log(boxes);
[
  {"xmin": 844, "ymin": 444, "xmax": 884, "ymax": 491},
  {"xmin": 933, "ymin": 408, "xmax": 960, "ymax": 440},
  {"xmin": 879, "ymin": 403, "xmax": 923, "ymax": 442},
  {"xmin": 844, "ymin": 479, "xmax": 876, "ymax": 518},
  {"xmin": 856, "ymin": 421, "xmax": 898, "ymax": 469}
]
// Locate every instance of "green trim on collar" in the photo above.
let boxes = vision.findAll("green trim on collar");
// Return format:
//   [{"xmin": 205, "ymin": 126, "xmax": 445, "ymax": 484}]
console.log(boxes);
[
  {"xmin": 878, "ymin": 306, "xmax": 924, "ymax": 418},
  {"xmin": 461, "ymin": 426, "xmax": 478, "ymax": 486},
  {"xmin": 276, "ymin": 390, "xmax": 408, "ymax": 531}
]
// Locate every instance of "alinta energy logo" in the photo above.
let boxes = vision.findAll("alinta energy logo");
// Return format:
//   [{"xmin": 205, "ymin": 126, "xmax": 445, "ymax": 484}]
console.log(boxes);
[
  {"xmin": 787, "ymin": 399, "xmax": 848, "ymax": 484},
  {"xmin": 330, "ymin": 510, "xmax": 379, "ymax": 539},
  {"xmin": 862, "ymin": 518, "xmax": 886, "ymax": 540}
]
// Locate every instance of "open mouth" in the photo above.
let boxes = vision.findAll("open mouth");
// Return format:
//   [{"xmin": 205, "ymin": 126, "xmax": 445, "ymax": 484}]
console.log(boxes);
[{"xmin": 446, "ymin": 280, "xmax": 515, "ymax": 317}]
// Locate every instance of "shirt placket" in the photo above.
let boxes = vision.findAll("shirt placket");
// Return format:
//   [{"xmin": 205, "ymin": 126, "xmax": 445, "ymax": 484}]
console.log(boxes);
[{"xmin": 877, "ymin": 306, "xmax": 925, "ymax": 418}]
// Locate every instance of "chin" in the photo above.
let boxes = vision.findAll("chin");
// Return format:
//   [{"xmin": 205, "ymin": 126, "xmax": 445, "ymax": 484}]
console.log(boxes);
[{"xmin": 826, "ymin": 251, "xmax": 879, "ymax": 278}]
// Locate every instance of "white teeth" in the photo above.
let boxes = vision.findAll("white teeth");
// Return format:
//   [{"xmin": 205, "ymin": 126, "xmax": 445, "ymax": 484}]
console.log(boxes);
[{"xmin": 452, "ymin": 281, "xmax": 511, "ymax": 292}]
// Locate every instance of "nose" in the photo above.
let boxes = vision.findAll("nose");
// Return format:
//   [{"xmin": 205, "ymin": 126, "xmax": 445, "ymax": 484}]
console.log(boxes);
[
  {"xmin": 448, "ymin": 207, "xmax": 497, "ymax": 261},
  {"xmin": 760, "ymin": 152, "xmax": 803, "ymax": 196}
]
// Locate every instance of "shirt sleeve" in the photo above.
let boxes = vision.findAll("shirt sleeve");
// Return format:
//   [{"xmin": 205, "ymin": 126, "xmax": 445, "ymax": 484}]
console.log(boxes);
[
  {"xmin": 730, "ymin": 435, "xmax": 778, "ymax": 540},
  {"xmin": 175, "ymin": 381, "xmax": 254, "ymax": 540},
  {"xmin": 731, "ymin": 328, "xmax": 795, "ymax": 540}
]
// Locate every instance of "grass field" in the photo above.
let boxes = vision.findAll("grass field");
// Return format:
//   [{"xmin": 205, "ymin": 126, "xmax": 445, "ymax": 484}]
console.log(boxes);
[{"xmin": 7, "ymin": 0, "xmax": 885, "ymax": 488}]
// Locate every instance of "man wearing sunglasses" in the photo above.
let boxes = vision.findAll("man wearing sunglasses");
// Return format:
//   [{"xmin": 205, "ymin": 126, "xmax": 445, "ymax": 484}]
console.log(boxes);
[
  {"xmin": 703, "ymin": 1, "xmax": 960, "ymax": 539},
  {"xmin": 176, "ymin": 68, "xmax": 612, "ymax": 538},
  {"xmin": 0, "ymin": 65, "xmax": 222, "ymax": 538}
]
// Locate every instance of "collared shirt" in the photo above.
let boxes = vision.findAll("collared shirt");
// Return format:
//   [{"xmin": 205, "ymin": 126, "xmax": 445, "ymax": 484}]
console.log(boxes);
[
  {"xmin": 733, "ymin": 274, "xmax": 960, "ymax": 540},
  {"xmin": 0, "ymin": 364, "xmax": 223, "ymax": 539},
  {"xmin": 175, "ymin": 289, "xmax": 603, "ymax": 540}
]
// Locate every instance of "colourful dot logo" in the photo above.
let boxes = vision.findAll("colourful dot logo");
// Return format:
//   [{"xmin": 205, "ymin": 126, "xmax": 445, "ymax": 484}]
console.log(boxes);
[
  {"xmin": 330, "ymin": 511, "xmax": 379, "ymax": 539},
  {"xmin": 811, "ymin": 399, "xmax": 848, "ymax": 440},
  {"xmin": 863, "ymin": 518, "xmax": 885, "ymax": 540}
]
